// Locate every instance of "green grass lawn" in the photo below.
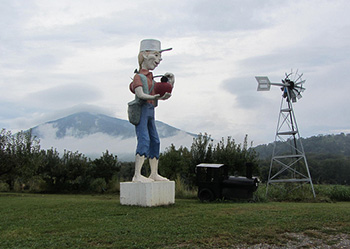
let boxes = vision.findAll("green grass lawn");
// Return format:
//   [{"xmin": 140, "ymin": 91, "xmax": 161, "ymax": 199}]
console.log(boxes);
[{"xmin": 1, "ymin": 193, "xmax": 350, "ymax": 248}]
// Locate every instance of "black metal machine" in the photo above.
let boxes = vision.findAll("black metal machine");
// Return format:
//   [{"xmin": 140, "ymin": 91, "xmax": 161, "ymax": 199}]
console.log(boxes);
[{"xmin": 196, "ymin": 163, "xmax": 259, "ymax": 201}]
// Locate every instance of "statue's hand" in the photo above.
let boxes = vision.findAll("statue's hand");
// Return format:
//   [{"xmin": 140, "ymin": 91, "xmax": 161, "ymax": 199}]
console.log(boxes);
[
  {"xmin": 164, "ymin": 72, "xmax": 175, "ymax": 86},
  {"xmin": 160, "ymin": 92, "xmax": 171, "ymax": 100},
  {"xmin": 153, "ymin": 94, "xmax": 161, "ymax": 100}
]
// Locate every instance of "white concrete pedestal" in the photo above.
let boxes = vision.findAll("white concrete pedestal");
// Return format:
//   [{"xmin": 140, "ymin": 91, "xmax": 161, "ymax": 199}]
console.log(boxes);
[{"xmin": 120, "ymin": 181, "xmax": 175, "ymax": 207}]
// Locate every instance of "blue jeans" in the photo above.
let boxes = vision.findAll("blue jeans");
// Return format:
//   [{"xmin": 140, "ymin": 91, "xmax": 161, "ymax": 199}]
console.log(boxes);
[{"xmin": 135, "ymin": 103, "xmax": 160, "ymax": 159}]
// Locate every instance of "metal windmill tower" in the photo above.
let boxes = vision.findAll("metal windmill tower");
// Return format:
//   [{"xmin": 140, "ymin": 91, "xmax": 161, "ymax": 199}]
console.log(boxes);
[{"xmin": 255, "ymin": 70, "xmax": 316, "ymax": 198}]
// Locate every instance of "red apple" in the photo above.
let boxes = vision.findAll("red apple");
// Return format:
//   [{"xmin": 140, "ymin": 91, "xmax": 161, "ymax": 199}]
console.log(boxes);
[{"xmin": 154, "ymin": 82, "xmax": 173, "ymax": 97}]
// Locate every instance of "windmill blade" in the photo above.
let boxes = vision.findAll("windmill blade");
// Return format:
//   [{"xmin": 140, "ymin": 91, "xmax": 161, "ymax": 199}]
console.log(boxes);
[
  {"xmin": 293, "ymin": 88, "xmax": 300, "ymax": 95},
  {"xmin": 294, "ymin": 85, "xmax": 306, "ymax": 92},
  {"xmin": 289, "ymin": 89, "xmax": 297, "ymax": 102},
  {"xmin": 285, "ymin": 72, "xmax": 292, "ymax": 79},
  {"xmin": 293, "ymin": 69, "xmax": 299, "ymax": 81},
  {"xmin": 295, "ymin": 73, "xmax": 303, "ymax": 83},
  {"xmin": 295, "ymin": 79, "xmax": 305, "ymax": 85},
  {"xmin": 296, "ymin": 73, "xmax": 305, "ymax": 81},
  {"xmin": 295, "ymin": 89, "xmax": 302, "ymax": 99},
  {"xmin": 294, "ymin": 88, "xmax": 303, "ymax": 100}
]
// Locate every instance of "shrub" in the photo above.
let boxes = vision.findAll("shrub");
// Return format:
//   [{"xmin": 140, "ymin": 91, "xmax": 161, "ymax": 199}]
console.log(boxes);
[
  {"xmin": 91, "ymin": 178, "xmax": 107, "ymax": 193},
  {"xmin": 0, "ymin": 182, "xmax": 9, "ymax": 192},
  {"xmin": 175, "ymin": 175, "xmax": 197, "ymax": 199},
  {"xmin": 265, "ymin": 183, "xmax": 317, "ymax": 202},
  {"xmin": 329, "ymin": 185, "xmax": 350, "ymax": 201},
  {"xmin": 252, "ymin": 185, "xmax": 268, "ymax": 202},
  {"xmin": 28, "ymin": 177, "xmax": 47, "ymax": 193},
  {"xmin": 106, "ymin": 175, "xmax": 120, "ymax": 193}
]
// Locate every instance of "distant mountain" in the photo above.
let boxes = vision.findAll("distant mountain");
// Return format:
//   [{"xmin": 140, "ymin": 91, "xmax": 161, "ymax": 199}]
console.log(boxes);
[
  {"xmin": 32, "ymin": 112, "xmax": 133, "ymax": 139},
  {"xmin": 31, "ymin": 112, "xmax": 196, "ymax": 161}
]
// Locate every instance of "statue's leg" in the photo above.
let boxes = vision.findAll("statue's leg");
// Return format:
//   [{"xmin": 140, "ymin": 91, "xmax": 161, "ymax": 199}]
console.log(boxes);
[
  {"xmin": 133, "ymin": 104, "xmax": 153, "ymax": 183},
  {"xmin": 135, "ymin": 105, "xmax": 150, "ymax": 157},
  {"xmin": 132, "ymin": 154, "xmax": 154, "ymax": 182},
  {"xmin": 149, "ymin": 157, "xmax": 169, "ymax": 181},
  {"xmin": 146, "ymin": 106, "xmax": 168, "ymax": 181}
]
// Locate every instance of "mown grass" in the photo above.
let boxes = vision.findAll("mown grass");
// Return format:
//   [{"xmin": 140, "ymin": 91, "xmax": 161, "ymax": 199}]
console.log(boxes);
[{"xmin": 1, "ymin": 193, "xmax": 350, "ymax": 248}]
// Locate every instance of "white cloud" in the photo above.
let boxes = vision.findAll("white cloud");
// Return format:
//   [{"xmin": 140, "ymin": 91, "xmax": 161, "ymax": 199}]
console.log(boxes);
[
  {"xmin": 36, "ymin": 123, "xmax": 194, "ymax": 160},
  {"xmin": 1, "ymin": 0, "xmax": 350, "ymax": 147}
]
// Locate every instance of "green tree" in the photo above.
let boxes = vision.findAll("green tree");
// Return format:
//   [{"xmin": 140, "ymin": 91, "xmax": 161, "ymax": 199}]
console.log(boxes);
[
  {"xmin": 0, "ymin": 129, "xmax": 13, "ymax": 182},
  {"xmin": 159, "ymin": 144, "xmax": 191, "ymax": 182},
  {"xmin": 90, "ymin": 150, "xmax": 120, "ymax": 184},
  {"xmin": 40, "ymin": 149, "xmax": 91, "ymax": 193},
  {"xmin": 190, "ymin": 133, "xmax": 213, "ymax": 165},
  {"xmin": 119, "ymin": 162, "xmax": 135, "ymax": 181},
  {"xmin": 39, "ymin": 148, "xmax": 63, "ymax": 192},
  {"xmin": 212, "ymin": 135, "xmax": 259, "ymax": 176},
  {"xmin": 0, "ymin": 129, "xmax": 42, "ymax": 190},
  {"xmin": 61, "ymin": 150, "xmax": 90, "ymax": 192}
]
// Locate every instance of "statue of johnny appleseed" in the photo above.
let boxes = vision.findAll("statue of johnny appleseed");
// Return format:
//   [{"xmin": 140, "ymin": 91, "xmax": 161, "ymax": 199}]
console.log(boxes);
[{"xmin": 128, "ymin": 39, "xmax": 174, "ymax": 183}]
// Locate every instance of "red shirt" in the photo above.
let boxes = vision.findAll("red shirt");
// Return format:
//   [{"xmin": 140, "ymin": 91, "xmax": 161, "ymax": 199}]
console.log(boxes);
[{"xmin": 132, "ymin": 69, "xmax": 157, "ymax": 106}]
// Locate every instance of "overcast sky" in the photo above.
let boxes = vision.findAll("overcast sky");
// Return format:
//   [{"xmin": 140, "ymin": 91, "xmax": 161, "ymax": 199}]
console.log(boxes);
[{"xmin": 1, "ymin": 0, "xmax": 350, "ymax": 146}]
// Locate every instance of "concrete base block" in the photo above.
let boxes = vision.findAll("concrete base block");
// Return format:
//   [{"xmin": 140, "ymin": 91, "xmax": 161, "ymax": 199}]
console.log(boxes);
[{"xmin": 120, "ymin": 181, "xmax": 175, "ymax": 207}]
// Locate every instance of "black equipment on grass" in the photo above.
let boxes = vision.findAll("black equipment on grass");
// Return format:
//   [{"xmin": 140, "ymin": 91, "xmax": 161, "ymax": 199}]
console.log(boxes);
[{"xmin": 196, "ymin": 163, "xmax": 259, "ymax": 202}]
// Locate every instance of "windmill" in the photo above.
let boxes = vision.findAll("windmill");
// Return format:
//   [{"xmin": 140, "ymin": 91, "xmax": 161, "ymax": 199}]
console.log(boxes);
[{"xmin": 255, "ymin": 70, "xmax": 316, "ymax": 198}]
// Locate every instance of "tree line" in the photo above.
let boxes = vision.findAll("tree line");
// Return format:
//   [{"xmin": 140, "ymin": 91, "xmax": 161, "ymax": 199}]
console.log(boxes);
[
  {"xmin": 0, "ymin": 129, "xmax": 120, "ymax": 193},
  {"xmin": 255, "ymin": 133, "xmax": 350, "ymax": 185},
  {"xmin": 2, "ymin": 128, "xmax": 348, "ymax": 193},
  {"xmin": 0, "ymin": 129, "xmax": 258, "ymax": 193}
]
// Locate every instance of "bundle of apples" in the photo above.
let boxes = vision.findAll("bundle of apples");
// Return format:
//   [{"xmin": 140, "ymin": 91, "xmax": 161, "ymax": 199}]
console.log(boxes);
[{"xmin": 154, "ymin": 76, "xmax": 173, "ymax": 98}]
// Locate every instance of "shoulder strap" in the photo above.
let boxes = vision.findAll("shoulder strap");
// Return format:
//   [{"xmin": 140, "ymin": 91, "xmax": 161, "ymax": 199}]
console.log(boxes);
[
  {"xmin": 150, "ymin": 79, "xmax": 155, "ymax": 93},
  {"xmin": 138, "ymin": 74, "xmax": 149, "ymax": 94},
  {"xmin": 139, "ymin": 74, "xmax": 156, "ymax": 93},
  {"xmin": 137, "ymin": 74, "xmax": 157, "ymax": 106}
]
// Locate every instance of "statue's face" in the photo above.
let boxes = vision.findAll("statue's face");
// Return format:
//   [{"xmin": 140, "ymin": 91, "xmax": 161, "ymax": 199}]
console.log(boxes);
[{"xmin": 142, "ymin": 51, "xmax": 162, "ymax": 70}]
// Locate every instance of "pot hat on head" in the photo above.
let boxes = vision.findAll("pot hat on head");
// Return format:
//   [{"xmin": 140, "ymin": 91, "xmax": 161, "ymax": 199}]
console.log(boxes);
[{"xmin": 139, "ymin": 39, "xmax": 172, "ymax": 53}]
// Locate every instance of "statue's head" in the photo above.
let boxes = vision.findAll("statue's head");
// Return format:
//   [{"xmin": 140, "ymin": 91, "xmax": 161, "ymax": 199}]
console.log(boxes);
[{"xmin": 138, "ymin": 39, "xmax": 172, "ymax": 71}]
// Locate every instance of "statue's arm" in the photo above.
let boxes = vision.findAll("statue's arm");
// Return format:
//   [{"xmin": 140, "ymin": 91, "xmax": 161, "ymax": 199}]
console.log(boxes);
[{"xmin": 135, "ymin": 86, "xmax": 160, "ymax": 100}]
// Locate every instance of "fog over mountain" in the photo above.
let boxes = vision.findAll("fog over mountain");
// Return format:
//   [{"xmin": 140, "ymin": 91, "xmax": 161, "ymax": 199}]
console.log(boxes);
[{"xmin": 31, "ymin": 112, "xmax": 195, "ymax": 161}]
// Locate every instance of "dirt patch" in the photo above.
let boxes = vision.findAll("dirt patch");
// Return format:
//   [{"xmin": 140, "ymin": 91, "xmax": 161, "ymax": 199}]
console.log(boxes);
[
  {"xmin": 167, "ymin": 230, "xmax": 350, "ymax": 248},
  {"xmin": 242, "ymin": 230, "xmax": 350, "ymax": 249}
]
